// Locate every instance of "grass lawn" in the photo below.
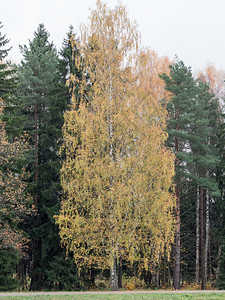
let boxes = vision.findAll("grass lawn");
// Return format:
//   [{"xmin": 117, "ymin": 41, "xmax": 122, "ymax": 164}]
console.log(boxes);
[{"xmin": 0, "ymin": 292, "xmax": 225, "ymax": 300}]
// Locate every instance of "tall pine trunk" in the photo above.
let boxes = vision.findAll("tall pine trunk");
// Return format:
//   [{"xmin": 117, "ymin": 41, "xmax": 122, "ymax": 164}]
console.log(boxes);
[
  {"xmin": 173, "ymin": 183, "xmax": 181, "ymax": 289},
  {"xmin": 173, "ymin": 133, "xmax": 181, "ymax": 290},
  {"xmin": 200, "ymin": 186, "xmax": 205, "ymax": 290},
  {"xmin": 205, "ymin": 189, "xmax": 210, "ymax": 284},
  {"xmin": 196, "ymin": 185, "xmax": 200, "ymax": 285}
]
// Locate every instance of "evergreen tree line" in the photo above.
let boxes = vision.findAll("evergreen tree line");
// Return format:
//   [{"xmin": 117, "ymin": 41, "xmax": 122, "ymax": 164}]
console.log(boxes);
[{"xmin": 1, "ymin": 1, "xmax": 225, "ymax": 291}]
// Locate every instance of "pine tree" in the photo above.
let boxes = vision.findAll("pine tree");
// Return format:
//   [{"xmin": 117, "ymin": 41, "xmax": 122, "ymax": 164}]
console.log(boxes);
[
  {"xmin": 216, "ymin": 113, "xmax": 225, "ymax": 288},
  {"xmin": 19, "ymin": 24, "xmax": 78, "ymax": 290},
  {"xmin": 160, "ymin": 60, "xmax": 221, "ymax": 289},
  {"xmin": 159, "ymin": 59, "xmax": 197, "ymax": 289},
  {"xmin": 188, "ymin": 80, "xmax": 220, "ymax": 288}
]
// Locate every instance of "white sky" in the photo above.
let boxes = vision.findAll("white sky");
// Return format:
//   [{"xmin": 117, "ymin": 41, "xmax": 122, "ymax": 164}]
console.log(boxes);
[{"xmin": 2, "ymin": 0, "xmax": 225, "ymax": 71}]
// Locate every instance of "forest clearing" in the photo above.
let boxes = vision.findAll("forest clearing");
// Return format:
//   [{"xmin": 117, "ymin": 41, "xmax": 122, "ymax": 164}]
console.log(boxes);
[{"xmin": 1, "ymin": 291, "xmax": 225, "ymax": 300}]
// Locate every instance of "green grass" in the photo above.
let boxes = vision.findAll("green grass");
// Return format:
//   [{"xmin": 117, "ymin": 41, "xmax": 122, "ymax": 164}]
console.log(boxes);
[{"xmin": 0, "ymin": 293, "xmax": 225, "ymax": 300}]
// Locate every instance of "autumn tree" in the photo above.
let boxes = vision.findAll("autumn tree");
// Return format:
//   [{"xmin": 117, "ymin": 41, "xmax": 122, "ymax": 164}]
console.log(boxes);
[
  {"xmin": 0, "ymin": 103, "xmax": 32, "ymax": 253},
  {"xmin": 137, "ymin": 48, "xmax": 171, "ymax": 102},
  {"xmin": 57, "ymin": 0, "xmax": 175, "ymax": 291},
  {"xmin": 197, "ymin": 64, "xmax": 225, "ymax": 107},
  {"xmin": 0, "ymin": 99, "xmax": 33, "ymax": 290}
]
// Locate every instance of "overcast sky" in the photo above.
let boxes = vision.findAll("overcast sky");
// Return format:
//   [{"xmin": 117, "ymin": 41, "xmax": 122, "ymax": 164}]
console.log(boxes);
[{"xmin": 2, "ymin": 0, "xmax": 225, "ymax": 71}]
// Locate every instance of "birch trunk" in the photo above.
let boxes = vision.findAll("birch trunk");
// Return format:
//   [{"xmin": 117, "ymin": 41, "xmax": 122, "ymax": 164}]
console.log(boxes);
[
  {"xmin": 196, "ymin": 185, "xmax": 200, "ymax": 285},
  {"xmin": 107, "ymin": 59, "xmax": 118, "ymax": 291},
  {"xmin": 110, "ymin": 258, "xmax": 118, "ymax": 291}
]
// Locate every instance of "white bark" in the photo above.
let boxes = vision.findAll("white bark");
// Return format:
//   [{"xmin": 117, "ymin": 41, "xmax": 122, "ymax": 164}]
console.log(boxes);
[{"xmin": 110, "ymin": 258, "xmax": 118, "ymax": 291}]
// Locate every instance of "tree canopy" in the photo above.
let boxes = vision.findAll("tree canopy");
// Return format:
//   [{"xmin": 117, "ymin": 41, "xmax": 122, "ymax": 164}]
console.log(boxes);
[{"xmin": 56, "ymin": 0, "xmax": 175, "ymax": 291}]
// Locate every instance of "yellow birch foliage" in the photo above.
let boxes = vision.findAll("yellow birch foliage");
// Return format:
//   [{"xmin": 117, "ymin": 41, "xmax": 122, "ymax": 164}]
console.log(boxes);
[
  {"xmin": 197, "ymin": 64, "xmax": 225, "ymax": 103},
  {"xmin": 137, "ymin": 48, "xmax": 171, "ymax": 102},
  {"xmin": 57, "ymin": 0, "xmax": 175, "ymax": 271}
]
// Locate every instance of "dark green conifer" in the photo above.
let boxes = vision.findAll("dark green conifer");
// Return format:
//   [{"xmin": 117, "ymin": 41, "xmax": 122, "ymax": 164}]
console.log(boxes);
[
  {"xmin": 160, "ymin": 59, "xmax": 221, "ymax": 290},
  {"xmin": 159, "ymin": 59, "xmax": 197, "ymax": 290},
  {"xmin": 0, "ymin": 21, "xmax": 24, "ymax": 291},
  {"xmin": 19, "ymin": 24, "xmax": 79, "ymax": 290},
  {"xmin": 0, "ymin": 21, "xmax": 20, "ymax": 138}
]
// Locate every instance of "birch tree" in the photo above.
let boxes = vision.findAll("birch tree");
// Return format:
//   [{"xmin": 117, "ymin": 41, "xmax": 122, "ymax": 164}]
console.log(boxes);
[
  {"xmin": 57, "ymin": 0, "xmax": 175, "ymax": 290},
  {"xmin": 197, "ymin": 64, "xmax": 225, "ymax": 107}
]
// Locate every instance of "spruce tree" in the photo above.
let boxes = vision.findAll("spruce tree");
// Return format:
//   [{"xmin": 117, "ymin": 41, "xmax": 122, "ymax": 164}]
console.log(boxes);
[
  {"xmin": 0, "ymin": 21, "xmax": 14, "ymax": 98},
  {"xmin": 19, "ymin": 24, "xmax": 78, "ymax": 290},
  {"xmin": 0, "ymin": 22, "xmax": 32, "ymax": 291},
  {"xmin": 59, "ymin": 25, "xmax": 78, "ymax": 104},
  {"xmin": 0, "ymin": 21, "xmax": 20, "ymax": 137},
  {"xmin": 59, "ymin": 25, "xmax": 91, "ymax": 109},
  {"xmin": 0, "ymin": 250, "xmax": 19, "ymax": 291}
]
